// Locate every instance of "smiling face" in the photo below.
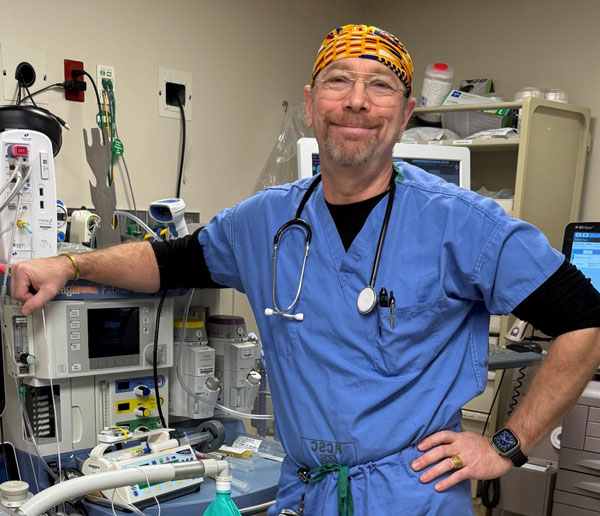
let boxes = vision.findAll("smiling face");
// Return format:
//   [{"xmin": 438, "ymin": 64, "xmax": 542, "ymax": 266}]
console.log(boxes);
[{"xmin": 305, "ymin": 57, "xmax": 416, "ymax": 172}]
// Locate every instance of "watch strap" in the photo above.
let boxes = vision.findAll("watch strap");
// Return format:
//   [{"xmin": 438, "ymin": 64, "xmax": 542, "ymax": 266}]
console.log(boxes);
[{"xmin": 507, "ymin": 447, "xmax": 528, "ymax": 468}]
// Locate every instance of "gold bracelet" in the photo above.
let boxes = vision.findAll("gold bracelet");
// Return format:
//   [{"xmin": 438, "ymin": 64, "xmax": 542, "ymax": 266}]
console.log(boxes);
[{"xmin": 59, "ymin": 253, "xmax": 80, "ymax": 281}]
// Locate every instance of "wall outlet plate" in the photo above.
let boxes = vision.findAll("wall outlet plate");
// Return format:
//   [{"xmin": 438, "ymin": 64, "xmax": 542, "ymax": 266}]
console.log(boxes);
[
  {"xmin": 158, "ymin": 67, "xmax": 192, "ymax": 120},
  {"xmin": 64, "ymin": 59, "xmax": 85, "ymax": 102},
  {"xmin": 1, "ymin": 44, "xmax": 48, "ymax": 103},
  {"xmin": 97, "ymin": 64, "xmax": 115, "ymax": 93}
]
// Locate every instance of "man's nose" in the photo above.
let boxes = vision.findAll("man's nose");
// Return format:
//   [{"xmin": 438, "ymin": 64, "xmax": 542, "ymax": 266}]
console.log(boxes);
[{"xmin": 344, "ymin": 79, "xmax": 370, "ymax": 111}]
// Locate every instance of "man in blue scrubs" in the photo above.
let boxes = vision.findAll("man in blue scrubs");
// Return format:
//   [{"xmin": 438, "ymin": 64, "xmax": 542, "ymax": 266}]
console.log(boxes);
[{"xmin": 10, "ymin": 24, "xmax": 600, "ymax": 516}]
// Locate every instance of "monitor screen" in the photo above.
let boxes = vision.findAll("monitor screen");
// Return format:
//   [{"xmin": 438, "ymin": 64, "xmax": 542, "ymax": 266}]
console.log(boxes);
[
  {"xmin": 562, "ymin": 222, "xmax": 600, "ymax": 291},
  {"xmin": 88, "ymin": 307, "xmax": 140, "ymax": 359},
  {"xmin": 297, "ymin": 137, "xmax": 470, "ymax": 190}
]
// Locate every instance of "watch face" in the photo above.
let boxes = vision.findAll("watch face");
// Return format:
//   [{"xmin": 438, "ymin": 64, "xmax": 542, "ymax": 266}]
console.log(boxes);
[{"xmin": 493, "ymin": 429, "xmax": 518, "ymax": 453}]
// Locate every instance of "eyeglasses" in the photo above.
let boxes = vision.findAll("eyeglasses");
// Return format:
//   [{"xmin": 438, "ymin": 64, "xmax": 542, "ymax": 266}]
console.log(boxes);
[{"xmin": 314, "ymin": 70, "xmax": 407, "ymax": 106}]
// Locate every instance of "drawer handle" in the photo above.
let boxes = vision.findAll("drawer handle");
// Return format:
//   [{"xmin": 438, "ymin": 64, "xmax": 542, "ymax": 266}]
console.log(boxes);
[
  {"xmin": 575, "ymin": 481, "xmax": 600, "ymax": 494},
  {"xmin": 577, "ymin": 459, "xmax": 600, "ymax": 472}
]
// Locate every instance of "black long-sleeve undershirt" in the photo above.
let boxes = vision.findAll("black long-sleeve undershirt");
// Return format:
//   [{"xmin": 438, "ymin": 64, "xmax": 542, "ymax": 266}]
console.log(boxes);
[{"xmin": 151, "ymin": 198, "xmax": 600, "ymax": 338}]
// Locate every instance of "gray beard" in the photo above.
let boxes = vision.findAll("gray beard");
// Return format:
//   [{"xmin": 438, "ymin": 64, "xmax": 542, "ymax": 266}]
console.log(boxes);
[{"xmin": 323, "ymin": 134, "xmax": 379, "ymax": 168}]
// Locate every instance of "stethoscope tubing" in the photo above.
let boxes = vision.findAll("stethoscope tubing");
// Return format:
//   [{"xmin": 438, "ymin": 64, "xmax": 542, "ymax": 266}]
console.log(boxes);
[{"xmin": 266, "ymin": 171, "xmax": 396, "ymax": 320}]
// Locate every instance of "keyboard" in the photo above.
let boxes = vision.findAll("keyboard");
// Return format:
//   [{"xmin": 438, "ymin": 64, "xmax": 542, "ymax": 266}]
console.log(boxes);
[{"xmin": 488, "ymin": 343, "xmax": 543, "ymax": 370}]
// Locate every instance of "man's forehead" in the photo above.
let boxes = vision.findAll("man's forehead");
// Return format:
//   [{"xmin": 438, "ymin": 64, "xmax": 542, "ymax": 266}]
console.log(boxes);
[{"xmin": 323, "ymin": 59, "xmax": 403, "ymax": 83}]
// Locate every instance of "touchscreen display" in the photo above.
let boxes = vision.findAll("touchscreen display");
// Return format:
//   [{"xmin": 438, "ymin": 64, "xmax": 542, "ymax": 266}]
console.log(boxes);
[
  {"xmin": 569, "ymin": 231, "xmax": 600, "ymax": 290},
  {"xmin": 88, "ymin": 307, "xmax": 140, "ymax": 358}
]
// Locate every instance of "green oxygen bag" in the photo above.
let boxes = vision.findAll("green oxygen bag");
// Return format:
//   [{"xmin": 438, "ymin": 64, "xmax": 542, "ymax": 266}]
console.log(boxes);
[{"xmin": 202, "ymin": 486, "xmax": 241, "ymax": 516}]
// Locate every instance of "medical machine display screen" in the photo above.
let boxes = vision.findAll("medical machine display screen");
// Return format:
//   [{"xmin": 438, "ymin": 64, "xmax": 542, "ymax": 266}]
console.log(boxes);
[
  {"xmin": 392, "ymin": 157, "xmax": 460, "ymax": 186},
  {"xmin": 568, "ymin": 231, "xmax": 600, "ymax": 290},
  {"xmin": 88, "ymin": 307, "xmax": 140, "ymax": 358},
  {"xmin": 311, "ymin": 154, "xmax": 321, "ymax": 176},
  {"xmin": 308, "ymin": 154, "xmax": 459, "ymax": 185}
]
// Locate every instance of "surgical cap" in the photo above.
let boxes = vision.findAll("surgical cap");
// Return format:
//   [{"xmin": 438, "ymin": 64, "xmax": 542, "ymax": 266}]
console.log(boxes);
[{"xmin": 311, "ymin": 24, "xmax": 414, "ymax": 96}]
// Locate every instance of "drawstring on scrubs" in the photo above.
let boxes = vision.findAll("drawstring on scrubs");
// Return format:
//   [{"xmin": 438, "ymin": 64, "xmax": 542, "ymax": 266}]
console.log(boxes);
[{"xmin": 306, "ymin": 463, "xmax": 354, "ymax": 516}]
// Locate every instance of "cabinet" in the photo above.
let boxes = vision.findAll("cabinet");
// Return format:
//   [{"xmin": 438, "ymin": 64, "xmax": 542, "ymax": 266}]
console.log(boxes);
[
  {"xmin": 413, "ymin": 98, "xmax": 591, "ymax": 516},
  {"xmin": 553, "ymin": 382, "xmax": 600, "ymax": 515},
  {"xmin": 412, "ymin": 97, "xmax": 591, "ymax": 250}
]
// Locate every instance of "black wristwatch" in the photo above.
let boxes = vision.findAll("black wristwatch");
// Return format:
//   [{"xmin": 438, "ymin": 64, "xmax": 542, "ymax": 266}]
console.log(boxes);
[{"xmin": 490, "ymin": 427, "xmax": 528, "ymax": 467}]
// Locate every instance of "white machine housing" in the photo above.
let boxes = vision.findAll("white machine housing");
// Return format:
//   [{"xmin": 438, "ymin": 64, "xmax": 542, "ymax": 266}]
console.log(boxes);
[
  {"xmin": 2, "ymin": 297, "xmax": 173, "ymax": 379},
  {"xmin": 169, "ymin": 318, "xmax": 220, "ymax": 419},
  {"xmin": 82, "ymin": 430, "xmax": 202, "ymax": 506},
  {"xmin": 0, "ymin": 129, "xmax": 57, "ymax": 263},
  {"xmin": 169, "ymin": 344, "xmax": 219, "ymax": 419},
  {"xmin": 207, "ymin": 316, "xmax": 261, "ymax": 413}
]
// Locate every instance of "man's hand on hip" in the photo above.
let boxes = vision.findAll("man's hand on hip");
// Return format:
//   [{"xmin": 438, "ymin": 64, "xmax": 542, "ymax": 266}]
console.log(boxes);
[{"xmin": 410, "ymin": 430, "xmax": 512, "ymax": 491}]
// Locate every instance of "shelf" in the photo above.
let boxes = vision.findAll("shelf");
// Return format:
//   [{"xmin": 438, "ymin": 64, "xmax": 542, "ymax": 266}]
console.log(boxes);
[{"xmin": 403, "ymin": 137, "xmax": 520, "ymax": 152}]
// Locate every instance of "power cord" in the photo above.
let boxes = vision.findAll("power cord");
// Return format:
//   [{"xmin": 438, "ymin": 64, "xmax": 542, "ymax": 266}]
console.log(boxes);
[
  {"xmin": 153, "ymin": 291, "xmax": 168, "ymax": 429},
  {"xmin": 72, "ymin": 69, "xmax": 102, "ymax": 116},
  {"xmin": 17, "ymin": 83, "xmax": 64, "ymax": 105},
  {"xmin": 479, "ymin": 369, "xmax": 505, "ymax": 509},
  {"xmin": 175, "ymin": 97, "xmax": 186, "ymax": 198}
]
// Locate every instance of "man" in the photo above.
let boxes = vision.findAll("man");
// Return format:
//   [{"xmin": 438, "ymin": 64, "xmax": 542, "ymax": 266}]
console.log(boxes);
[{"xmin": 10, "ymin": 25, "xmax": 600, "ymax": 515}]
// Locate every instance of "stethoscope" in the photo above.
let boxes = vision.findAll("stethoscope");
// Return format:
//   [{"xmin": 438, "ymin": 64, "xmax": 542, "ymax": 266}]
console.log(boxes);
[{"xmin": 264, "ymin": 171, "xmax": 396, "ymax": 321}]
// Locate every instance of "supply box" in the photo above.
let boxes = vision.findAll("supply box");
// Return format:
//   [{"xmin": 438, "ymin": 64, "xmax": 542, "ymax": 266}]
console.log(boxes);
[{"xmin": 441, "ymin": 90, "xmax": 514, "ymax": 138}]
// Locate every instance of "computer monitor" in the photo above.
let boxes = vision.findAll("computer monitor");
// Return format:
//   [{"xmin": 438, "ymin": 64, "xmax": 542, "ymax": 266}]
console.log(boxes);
[
  {"xmin": 296, "ymin": 137, "xmax": 471, "ymax": 190},
  {"xmin": 562, "ymin": 222, "xmax": 600, "ymax": 291}
]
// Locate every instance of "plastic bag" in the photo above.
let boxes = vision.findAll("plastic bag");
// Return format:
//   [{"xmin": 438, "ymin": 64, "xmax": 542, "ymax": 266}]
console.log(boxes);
[{"xmin": 253, "ymin": 101, "xmax": 312, "ymax": 192}]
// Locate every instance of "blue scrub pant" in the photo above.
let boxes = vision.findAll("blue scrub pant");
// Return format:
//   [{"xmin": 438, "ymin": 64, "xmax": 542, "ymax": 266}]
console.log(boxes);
[{"xmin": 268, "ymin": 444, "xmax": 473, "ymax": 516}]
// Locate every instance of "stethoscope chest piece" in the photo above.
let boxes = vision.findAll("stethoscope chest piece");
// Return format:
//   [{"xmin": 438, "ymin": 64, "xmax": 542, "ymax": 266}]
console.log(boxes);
[{"xmin": 357, "ymin": 286, "xmax": 377, "ymax": 314}]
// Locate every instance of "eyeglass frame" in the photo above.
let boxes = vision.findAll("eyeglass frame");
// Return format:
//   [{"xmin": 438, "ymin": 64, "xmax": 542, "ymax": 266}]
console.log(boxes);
[{"xmin": 313, "ymin": 69, "xmax": 410, "ymax": 105}]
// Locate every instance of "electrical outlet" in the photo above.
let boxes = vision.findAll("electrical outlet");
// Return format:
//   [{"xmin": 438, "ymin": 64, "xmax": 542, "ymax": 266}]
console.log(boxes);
[
  {"xmin": 64, "ymin": 59, "xmax": 85, "ymax": 102},
  {"xmin": 158, "ymin": 67, "xmax": 192, "ymax": 120},
  {"xmin": 97, "ymin": 64, "xmax": 115, "ymax": 92}
]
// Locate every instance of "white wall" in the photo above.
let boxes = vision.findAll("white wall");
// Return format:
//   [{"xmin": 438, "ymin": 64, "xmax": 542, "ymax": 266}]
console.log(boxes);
[
  {"xmin": 366, "ymin": 0, "xmax": 600, "ymax": 220},
  {"xmin": 0, "ymin": 0, "xmax": 361, "ymax": 220},
  {"xmin": 0, "ymin": 0, "xmax": 363, "ymax": 334}
]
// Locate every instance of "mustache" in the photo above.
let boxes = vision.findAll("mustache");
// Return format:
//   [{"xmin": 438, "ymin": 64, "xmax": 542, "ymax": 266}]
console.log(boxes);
[{"xmin": 324, "ymin": 114, "xmax": 383, "ymax": 129}]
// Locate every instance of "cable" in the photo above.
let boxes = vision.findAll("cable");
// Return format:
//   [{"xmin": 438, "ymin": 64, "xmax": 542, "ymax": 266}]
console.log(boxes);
[
  {"xmin": 478, "ymin": 369, "xmax": 505, "ymax": 510},
  {"xmin": 113, "ymin": 211, "xmax": 162, "ymax": 242},
  {"xmin": 153, "ymin": 291, "xmax": 168, "ymax": 429},
  {"xmin": 74, "ymin": 70, "xmax": 102, "ymax": 118},
  {"xmin": 115, "ymin": 137, "xmax": 138, "ymax": 216},
  {"xmin": 175, "ymin": 97, "xmax": 186, "ymax": 198},
  {"xmin": 41, "ymin": 308, "xmax": 62, "ymax": 486},
  {"xmin": 0, "ymin": 163, "xmax": 31, "ymax": 213},
  {"xmin": 16, "ymin": 377, "xmax": 55, "ymax": 482},
  {"xmin": 17, "ymin": 82, "xmax": 64, "ymax": 105},
  {"xmin": 507, "ymin": 368, "xmax": 525, "ymax": 416},
  {"xmin": 18, "ymin": 69, "xmax": 38, "ymax": 108},
  {"xmin": 481, "ymin": 477, "xmax": 501, "ymax": 508},
  {"xmin": 481, "ymin": 369, "xmax": 505, "ymax": 437}
]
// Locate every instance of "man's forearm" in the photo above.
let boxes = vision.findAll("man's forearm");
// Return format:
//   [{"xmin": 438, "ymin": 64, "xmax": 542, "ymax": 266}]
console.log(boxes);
[
  {"xmin": 10, "ymin": 241, "xmax": 161, "ymax": 315},
  {"xmin": 73, "ymin": 241, "xmax": 160, "ymax": 293},
  {"xmin": 506, "ymin": 327, "xmax": 600, "ymax": 454}
]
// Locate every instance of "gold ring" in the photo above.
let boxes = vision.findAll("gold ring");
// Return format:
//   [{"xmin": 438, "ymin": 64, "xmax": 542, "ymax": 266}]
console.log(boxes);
[{"xmin": 451, "ymin": 455, "xmax": 463, "ymax": 470}]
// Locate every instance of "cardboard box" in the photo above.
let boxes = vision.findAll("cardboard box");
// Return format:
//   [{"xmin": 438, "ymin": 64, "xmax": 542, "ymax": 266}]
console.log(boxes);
[{"xmin": 457, "ymin": 78, "xmax": 494, "ymax": 95}]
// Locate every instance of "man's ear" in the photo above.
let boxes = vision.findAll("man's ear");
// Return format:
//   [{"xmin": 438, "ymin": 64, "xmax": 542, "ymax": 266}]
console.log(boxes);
[{"xmin": 304, "ymin": 85, "xmax": 313, "ymax": 128}]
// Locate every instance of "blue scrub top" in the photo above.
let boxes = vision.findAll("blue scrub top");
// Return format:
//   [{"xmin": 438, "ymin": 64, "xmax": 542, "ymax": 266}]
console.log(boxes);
[{"xmin": 199, "ymin": 164, "xmax": 563, "ymax": 515}]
